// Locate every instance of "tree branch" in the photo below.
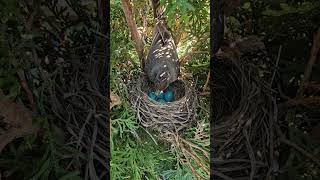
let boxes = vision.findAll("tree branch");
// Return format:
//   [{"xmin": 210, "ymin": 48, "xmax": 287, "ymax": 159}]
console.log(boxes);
[
  {"xmin": 120, "ymin": 0, "xmax": 145, "ymax": 69},
  {"xmin": 279, "ymin": 96, "xmax": 320, "ymax": 108},
  {"xmin": 296, "ymin": 28, "xmax": 320, "ymax": 97}
]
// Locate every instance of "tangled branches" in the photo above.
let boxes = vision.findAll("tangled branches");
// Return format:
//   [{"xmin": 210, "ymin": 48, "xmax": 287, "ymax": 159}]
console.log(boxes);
[{"xmin": 50, "ymin": 40, "xmax": 109, "ymax": 179}]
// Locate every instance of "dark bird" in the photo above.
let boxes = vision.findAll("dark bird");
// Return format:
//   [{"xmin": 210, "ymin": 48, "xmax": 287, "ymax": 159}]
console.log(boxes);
[{"xmin": 144, "ymin": 0, "xmax": 180, "ymax": 95}]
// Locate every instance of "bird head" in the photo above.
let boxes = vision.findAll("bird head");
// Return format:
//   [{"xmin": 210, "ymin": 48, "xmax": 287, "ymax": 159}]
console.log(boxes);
[{"xmin": 154, "ymin": 71, "xmax": 171, "ymax": 95}]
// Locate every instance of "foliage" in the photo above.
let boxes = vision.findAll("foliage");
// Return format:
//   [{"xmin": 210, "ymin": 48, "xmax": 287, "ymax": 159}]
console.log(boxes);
[
  {"xmin": 110, "ymin": 0, "xmax": 210, "ymax": 179},
  {"xmin": 230, "ymin": 0, "xmax": 320, "ymax": 179},
  {"xmin": 0, "ymin": 0, "xmax": 319, "ymax": 179},
  {"xmin": 0, "ymin": 0, "xmax": 92, "ymax": 179}
]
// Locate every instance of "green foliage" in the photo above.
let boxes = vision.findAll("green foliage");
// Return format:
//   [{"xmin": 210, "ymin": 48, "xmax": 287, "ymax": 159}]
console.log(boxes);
[
  {"xmin": 111, "ymin": 132, "xmax": 176, "ymax": 179},
  {"xmin": 0, "ymin": 0, "xmax": 85, "ymax": 179},
  {"xmin": 110, "ymin": 0, "xmax": 210, "ymax": 178},
  {"xmin": 231, "ymin": 1, "xmax": 320, "ymax": 179},
  {"xmin": 262, "ymin": 2, "xmax": 320, "ymax": 16},
  {"xmin": 161, "ymin": 0, "xmax": 196, "ymax": 26}
]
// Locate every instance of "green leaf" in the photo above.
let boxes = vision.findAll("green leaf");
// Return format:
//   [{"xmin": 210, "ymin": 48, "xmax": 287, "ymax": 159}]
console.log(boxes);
[{"xmin": 30, "ymin": 157, "xmax": 51, "ymax": 180}]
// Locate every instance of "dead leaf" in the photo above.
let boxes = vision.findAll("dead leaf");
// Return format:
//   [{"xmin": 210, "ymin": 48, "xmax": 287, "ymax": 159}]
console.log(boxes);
[
  {"xmin": 0, "ymin": 89, "xmax": 38, "ymax": 153},
  {"xmin": 110, "ymin": 92, "xmax": 121, "ymax": 109}
]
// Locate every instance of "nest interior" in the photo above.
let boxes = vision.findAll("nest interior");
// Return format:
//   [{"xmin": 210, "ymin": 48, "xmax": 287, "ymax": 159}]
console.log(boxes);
[
  {"xmin": 129, "ymin": 75, "xmax": 197, "ymax": 133},
  {"xmin": 141, "ymin": 77, "xmax": 186, "ymax": 101}
]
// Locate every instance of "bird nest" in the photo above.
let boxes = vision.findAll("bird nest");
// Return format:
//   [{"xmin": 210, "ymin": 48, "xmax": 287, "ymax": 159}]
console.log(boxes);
[
  {"xmin": 211, "ymin": 56, "xmax": 278, "ymax": 179},
  {"xmin": 129, "ymin": 75, "xmax": 197, "ymax": 133}
]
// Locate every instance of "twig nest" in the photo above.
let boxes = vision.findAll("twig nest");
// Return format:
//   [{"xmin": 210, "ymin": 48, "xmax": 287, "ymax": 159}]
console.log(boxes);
[
  {"xmin": 212, "ymin": 57, "xmax": 278, "ymax": 179},
  {"xmin": 129, "ymin": 75, "xmax": 197, "ymax": 132}
]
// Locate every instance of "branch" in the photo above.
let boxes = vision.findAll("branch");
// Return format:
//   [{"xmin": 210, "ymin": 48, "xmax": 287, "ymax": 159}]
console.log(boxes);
[
  {"xmin": 276, "ymin": 126, "xmax": 320, "ymax": 167},
  {"xmin": 203, "ymin": 71, "xmax": 210, "ymax": 92},
  {"xmin": 280, "ymin": 28, "xmax": 320, "ymax": 110},
  {"xmin": 17, "ymin": 70, "xmax": 35, "ymax": 110},
  {"xmin": 302, "ymin": 83, "xmax": 320, "ymax": 93},
  {"xmin": 280, "ymin": 138, "xmax": 320, "ymax": 167},
  {"xmin": 120, "ymin": 0, "xmax": 145, "ymax": 69},
  {"xmin": 296, "ymin": 28, "xmax": 320, "ymax": 97},
  {"xmin": 279, "ymin": 96, "xmax": 320, "ymax": 108}
]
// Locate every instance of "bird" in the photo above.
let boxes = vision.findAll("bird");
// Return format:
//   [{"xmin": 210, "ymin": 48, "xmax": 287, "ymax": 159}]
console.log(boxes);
[{"xmin": 144, "ymin": 0, "xmax": 180, "ymax": 96}]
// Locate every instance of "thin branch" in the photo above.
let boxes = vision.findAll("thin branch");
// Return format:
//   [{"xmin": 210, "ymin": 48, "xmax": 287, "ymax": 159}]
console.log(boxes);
[
  {"xmin": 270, "ymin": 45, "xmax": 282, "ymax": 87},
  {"xmin": 302, "ymin": 83, "xmax": 320, "ymax": 93},
  {"xmin": 280, "ymin": 138, "xmax": 320, "ymax": 167},
  {"xmin": 17, "ymin": 70, "xmax": 35, "ymax": 110},
  {"xmin": 203, "ymin": 71, "xmax": 210, "ymax": 92},
  {"xmin": 276, "ymin": 125, "xmax": 320, "ymax": 167}
]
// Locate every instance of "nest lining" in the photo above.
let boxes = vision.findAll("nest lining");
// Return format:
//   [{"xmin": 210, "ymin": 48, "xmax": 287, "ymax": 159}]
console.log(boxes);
[{"xmin": 129, "ymin": 75, "xmax": 197, "ymax": 132}]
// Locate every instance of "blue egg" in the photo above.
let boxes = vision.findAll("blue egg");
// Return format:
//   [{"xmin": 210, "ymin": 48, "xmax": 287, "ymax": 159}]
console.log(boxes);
[
  {"xmin": 148, "ymin": 91, "xmax": 157, "ymax": 101},
  {"xmin": 158, "ymin": 91, "xmax": 165, "ymax": 99},
  {"xmin": 164, "ymin": 90, "xmax": 174, "ymax": 102},
  {"xmin": 157, "ymin": 98, "xmax": 166, "ymax": 103}
]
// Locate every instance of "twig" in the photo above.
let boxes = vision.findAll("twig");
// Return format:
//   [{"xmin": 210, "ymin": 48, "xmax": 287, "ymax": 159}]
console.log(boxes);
[
  {"xmin": 180, "ymin": 148, "xmax": 204, "ymax": 180},
  {"xmin": 198, "ymin": 92, "xmax": 210, "ymax": 96},
  {"xmin": 179, "ymin": 136, "xmax": 209, "ymax": 159},
  {"xmin": 244, "ymin": 129, "xmax": 256, "ymax": 180},
  {"xmin": 302, "ymin": 83, "xmax": 320, "ymax": 92},
  {"xmin": 276, "ymin": 125, "xmax": 320, "ymax": 167},
  {"xmin": 277, "ymin": 83, "xmax": 290, "ymax": 100},
  {"xmin": 203, "ymin": 71, "xmax": 210, "ymax": 92},
  {"xmin": 183, "ymin": 148, "xmax": 210, "ymax": 175},
  {"xmin": 17, "ymin": 70, "xmax": 35, "ymax": 110},
  {"xmin": 168, "ymin": 132, "xmax": 207, "ymax": 179},
  {"xmin": 90, "ymin": 29, "xmax": 108, "ymax": 39},
  {"xmin": 280, "ymin": 138, "xmax": 320, "ymax": 167},
  {"xmin": 141, "ymin": 127, "xmax": 158, "ymax": 145},
  {"xmin": 270, "ymin": 45, "xmax": 282, "ymax": 88},
  {"xmin": 18, "ymin": 1, "xmax": 37, "ymax": 110}
]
